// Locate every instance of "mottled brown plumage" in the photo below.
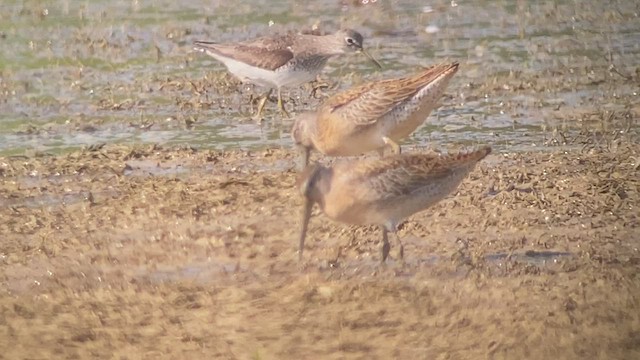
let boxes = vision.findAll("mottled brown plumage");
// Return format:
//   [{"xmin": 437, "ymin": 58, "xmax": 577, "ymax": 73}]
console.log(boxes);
[
  {"xmin": 297, "ymin": 146, "xmax": 491, "ymax": 262},
  {"xmin": 194, "ymin": 29, "xmax": 381, "ymax": 119},
  {"xmin": 292, "ymin": 63, "xmax": 459, "ymax": 167}
]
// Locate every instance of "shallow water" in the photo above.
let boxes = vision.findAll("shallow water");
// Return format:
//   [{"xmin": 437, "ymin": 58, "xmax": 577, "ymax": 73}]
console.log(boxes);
[{"xmin": 0, "ymin": 0, "xmax": 638, "ymax": 156}]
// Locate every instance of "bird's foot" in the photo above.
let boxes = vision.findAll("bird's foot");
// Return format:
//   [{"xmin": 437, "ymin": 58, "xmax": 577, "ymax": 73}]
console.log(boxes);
[{"xmin": 383, "ymin": 136, "xmax": 402, "ymax": 155}]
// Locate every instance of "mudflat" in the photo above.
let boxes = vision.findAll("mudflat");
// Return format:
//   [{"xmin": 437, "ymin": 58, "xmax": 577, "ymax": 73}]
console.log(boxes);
[
  {"xmin": 1, "ymin": 0, "xmax": 639, "ymax": 358},
  {"xmin": 1, "ymin": 136, "xmax": 638, "ymax": 359}
]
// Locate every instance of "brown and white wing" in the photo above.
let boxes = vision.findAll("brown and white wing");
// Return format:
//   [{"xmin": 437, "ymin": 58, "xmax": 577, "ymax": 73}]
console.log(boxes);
[
  {"xmin": 193, "ymin": 38, "xmax": 294, "ymax": 71},
  {"xmin": 321, "ymin": 63, "xmax": 459, "ymax": 127},
  {"xmin": 351, "ymin": 146, "xmax": 491, "ymax": 201}
]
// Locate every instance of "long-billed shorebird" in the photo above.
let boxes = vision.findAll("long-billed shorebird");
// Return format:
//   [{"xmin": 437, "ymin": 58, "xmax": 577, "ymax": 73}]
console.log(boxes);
[
  {"xmin": 193, "ymin": 29, "xmax": 381, "ymax": 120},
  {"xmin": 297, "ymin": 146, "xmax": 491, "ymax": 262},
  {"xmin": 291, "ymin": 62, "xmax": 459, "ymax": 168}
]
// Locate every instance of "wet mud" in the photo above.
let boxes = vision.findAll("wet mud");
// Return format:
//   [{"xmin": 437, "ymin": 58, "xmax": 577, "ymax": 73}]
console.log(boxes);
[
  {"xmin": 1, "ymin": 135, "xmax": 639, "ymax": 359},
  {"xmin": 1, "ymin": 0, "xmax": 640, "ymax": 358}
]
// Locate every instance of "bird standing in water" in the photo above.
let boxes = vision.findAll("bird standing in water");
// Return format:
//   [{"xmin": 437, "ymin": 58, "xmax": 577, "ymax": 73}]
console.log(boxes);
[{"xmin": 194, "ymin": 29, "xmax": 381, "ymax": 120}]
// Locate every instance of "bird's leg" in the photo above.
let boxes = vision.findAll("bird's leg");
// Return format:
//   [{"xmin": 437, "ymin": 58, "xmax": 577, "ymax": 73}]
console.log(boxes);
[
  {"xmin": 381, "ymin": 227, "xmax": 391, "ymax": 263},
  {"xmin": 252, "ymin": 88, "xmax": 273, "ymax": 122},
  {"xmin": 277, "ymin": 87, "xmax": 291, "ymax": 118},
  {"xmin": 377, "ymin": 147, "xmax": 385, "ymax": 158},
  {"xmin": 382, "ymin": 136, "xmax": 401, "ymax": 155}
]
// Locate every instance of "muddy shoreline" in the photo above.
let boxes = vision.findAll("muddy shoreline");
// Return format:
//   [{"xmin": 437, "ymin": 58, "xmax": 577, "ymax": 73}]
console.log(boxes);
[
  {"xmin": 1, "ymin": 0, "xmax": 640, "ymax": 358},
  {"xmin": 1, "ymin": 136, "xmax": 639, "ymax": 358}
]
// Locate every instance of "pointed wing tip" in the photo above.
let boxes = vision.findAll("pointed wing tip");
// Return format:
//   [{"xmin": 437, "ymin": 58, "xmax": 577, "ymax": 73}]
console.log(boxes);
[
  {"xmin": 415, "ymin": 61, "xmax": 460, "ymax": 81},
  {"xmin": 461, "ymin": 145, "xmax": 492, "ymax": 164},
  {"xmin": 443, "ymin": 61, "xmax": 460, "ymax": 74},
  {"xmin": 465, "ymin": 145, "xmax": 492, "ymax": 158},
  {"xmin": 420, "ymin": 61, "xmax": 459, "ymax": 70},
  {"xmin": 436, "ymin": 146, "xmax": 492, "ymax": 168},
  {"xmin": 478, "ymin": 145, "xmax": 492, "ymax": 159},
  {"xmin": 193, "ymin": 41, "xmax": 218, "ymax": 51}
]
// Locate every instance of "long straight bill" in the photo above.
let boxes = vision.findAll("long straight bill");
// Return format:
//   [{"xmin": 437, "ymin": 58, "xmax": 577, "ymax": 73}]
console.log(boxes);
[
  {"xmin": 298, "ymin": 198, "xmax": 313, "ymax": 261},
  {"xmin": 361, "ymin": 48, "xmax": 382, "ymax": 69},
  {"xmin": 297, "ymin": 145, "xmax": 311, "ymax": 171}
]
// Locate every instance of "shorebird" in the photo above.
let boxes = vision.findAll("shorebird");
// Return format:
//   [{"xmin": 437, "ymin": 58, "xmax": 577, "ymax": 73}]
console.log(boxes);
[
  {"xmin": 297, "ymin": 146, "xmax": 491, "ymax": 262},
  {"xmin": 291, "ymin": 62, "xmax": 459, "ymax": 168},
  {"xmin": 193, "ymin": 29, "xmax": 381, "ymax": 120}
]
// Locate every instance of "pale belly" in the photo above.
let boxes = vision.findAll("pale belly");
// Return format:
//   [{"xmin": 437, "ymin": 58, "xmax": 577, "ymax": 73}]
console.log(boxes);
[
  {"xmin": 212, "ymin": 54, "xmax": 319, "ymax": 88},
  {"xmin": 320, "ymin": 126, "xmax": 387, "ymax": 157}
]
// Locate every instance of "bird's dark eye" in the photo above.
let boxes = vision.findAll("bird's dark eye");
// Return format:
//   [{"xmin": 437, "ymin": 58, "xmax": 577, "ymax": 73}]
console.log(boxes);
[{"xmin": 346, "ymin": 37, "xmax": 355, "ymax": 45}]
